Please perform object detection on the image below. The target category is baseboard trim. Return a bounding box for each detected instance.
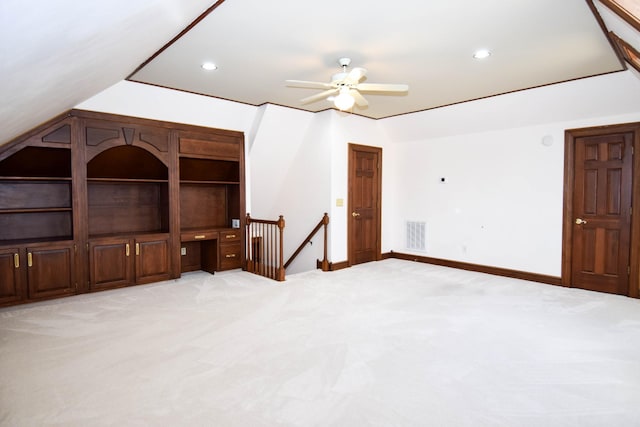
[384,251,563,286]
[318,260,350,271]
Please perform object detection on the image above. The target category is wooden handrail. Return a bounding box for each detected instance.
[284,213,329,271]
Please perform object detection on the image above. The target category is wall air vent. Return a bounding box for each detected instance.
[406,221,426,251]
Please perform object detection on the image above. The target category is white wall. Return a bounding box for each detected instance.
[379,71,640,143]
[327,113,394,262]
[76,70,640,277]
[248,105,332,274]
[249,107,395,271]
[76,80,258,135]
[387,125,566,275]
[381,71,640,276]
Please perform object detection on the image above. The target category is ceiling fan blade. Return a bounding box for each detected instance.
[300,88,339,105]
[286,80,334,89]
[344,67,367,84]
[356,83,409,93]
[349,89,368,107]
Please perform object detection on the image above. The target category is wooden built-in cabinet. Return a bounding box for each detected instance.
[177,130,244,274]
[0,110,245,306]
[0,243,76,304]
[0,125,77,304]
[89,234,170,289]
[84,128,171,290]
[219,230,242,270]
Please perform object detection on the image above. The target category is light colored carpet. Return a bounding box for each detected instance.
[1,259,640,426]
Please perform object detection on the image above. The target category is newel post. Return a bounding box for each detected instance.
[277,215,285,281]
[321,212,329,271]
[245,213,252,272]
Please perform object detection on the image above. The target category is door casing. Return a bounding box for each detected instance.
[348,143,382,266]
[562,122,640,297]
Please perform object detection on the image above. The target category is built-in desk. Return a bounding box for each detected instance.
[180,228,241,273]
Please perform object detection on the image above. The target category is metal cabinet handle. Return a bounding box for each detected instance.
[352,212,360,217]
[27,252,33,267]
[226,234,236,239]
[136,243,140,256]
[126,244,130,257]
[14,253,19,268]
[575,218,587,225]
[225,254,237,258]
[194,235,206,239]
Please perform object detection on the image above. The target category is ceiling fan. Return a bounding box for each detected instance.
[286,58,409,111]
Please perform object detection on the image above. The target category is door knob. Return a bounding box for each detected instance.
[352,212,360,217]
[575,218,587,225]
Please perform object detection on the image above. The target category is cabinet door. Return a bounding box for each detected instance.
[89,238,134,289]
[26,243,75,299]
[135,235,171,284]
[0,248,24,304]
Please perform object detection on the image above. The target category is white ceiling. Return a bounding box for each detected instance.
[0,0,637,146]
[130,0,624,119]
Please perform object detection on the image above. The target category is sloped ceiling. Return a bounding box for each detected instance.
[0,0,214,145]
[1,0,637,147]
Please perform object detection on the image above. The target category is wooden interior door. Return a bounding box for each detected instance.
[568,130,633,295]
[348,144,382,265]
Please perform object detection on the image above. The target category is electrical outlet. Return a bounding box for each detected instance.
[181,247,187,256]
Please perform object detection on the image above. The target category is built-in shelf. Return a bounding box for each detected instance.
[0,236,74,247]
[88,231,169,239]
[179,180,240,185]
[87,177,169,184]
[0,145,73,247]
[180,227,228,232]
[0,176,72,182]
[0,207,72,214]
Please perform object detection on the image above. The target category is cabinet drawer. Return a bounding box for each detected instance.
[181,230,219,242]
[219,242,241,270]
[220,230,240,242]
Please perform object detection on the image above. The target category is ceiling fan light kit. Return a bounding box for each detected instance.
[334,88,355,110]
[286,57,409,112]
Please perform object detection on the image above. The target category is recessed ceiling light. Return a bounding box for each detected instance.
[201,62,218,71]
[473,49,491,59]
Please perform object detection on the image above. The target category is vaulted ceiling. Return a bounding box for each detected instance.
[1,0,638,146]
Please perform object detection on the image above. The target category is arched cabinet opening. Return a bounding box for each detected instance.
[86,145,171,289]
[87,145,169,237]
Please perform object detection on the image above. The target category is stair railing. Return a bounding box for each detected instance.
[245,213,285,281]
[284,213,329,271]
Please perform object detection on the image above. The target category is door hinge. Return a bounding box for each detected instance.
[74,244,77,254]
[628,266,631,275]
